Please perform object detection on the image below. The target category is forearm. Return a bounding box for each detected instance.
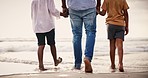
[124,10,129,35]
[124,10,129,27]
[96,0,101,15]
[96,0,101,7]
[61,0,67,8]
[61,0,69,17]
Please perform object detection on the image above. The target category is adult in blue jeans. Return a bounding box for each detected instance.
[61,0,101,73]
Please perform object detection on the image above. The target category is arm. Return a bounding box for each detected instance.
[61,0,67,9]
[99,0,106,16]
[123,9,129,35]
[61,0,69,17]
[96,0,101,15]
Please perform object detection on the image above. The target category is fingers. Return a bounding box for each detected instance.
[62,8,69,18]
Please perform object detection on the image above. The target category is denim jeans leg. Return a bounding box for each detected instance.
[83,8,96,62]
[69,9,83,69]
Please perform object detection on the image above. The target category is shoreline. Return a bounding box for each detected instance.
[0,52,148,76]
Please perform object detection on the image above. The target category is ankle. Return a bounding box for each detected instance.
[119,63,123,66]
[39,64,44,67]
[111,64,115,69]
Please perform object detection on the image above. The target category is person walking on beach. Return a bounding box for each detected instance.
[99,0,129,72]
[61,0,101,73]
[31,0,66,71]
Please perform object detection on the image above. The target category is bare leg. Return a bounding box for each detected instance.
[109,39,116,69]
[50,44,62,66]
[116,38,124,72]
[38,45,46,71]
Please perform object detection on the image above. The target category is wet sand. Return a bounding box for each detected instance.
[0,52,148,77]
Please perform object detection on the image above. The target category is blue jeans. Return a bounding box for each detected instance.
[69,8,96,69]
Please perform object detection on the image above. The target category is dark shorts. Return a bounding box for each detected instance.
[107,24,125,41]
[36,29,55,46]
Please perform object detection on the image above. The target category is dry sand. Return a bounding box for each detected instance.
[0,72,148,78]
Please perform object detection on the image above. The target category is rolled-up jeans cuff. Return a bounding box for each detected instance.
[75,64,81,69]
[85,57,92,62]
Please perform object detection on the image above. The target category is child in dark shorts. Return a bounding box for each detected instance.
[99,0,129,72]
[36,29,62,71]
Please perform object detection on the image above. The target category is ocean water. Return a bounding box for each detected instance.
[0,38,148,53]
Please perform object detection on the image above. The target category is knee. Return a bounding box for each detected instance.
[85,28,96,35]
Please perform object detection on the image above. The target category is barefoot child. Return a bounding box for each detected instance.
[99,0,129,72]
[31,0,64,71]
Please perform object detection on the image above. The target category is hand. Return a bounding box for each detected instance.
[125,26,129,35]
[96,7,100,15]
[62,8,69,18]
[60,12,68,18]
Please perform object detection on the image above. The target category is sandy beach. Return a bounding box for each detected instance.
[0,0,148,78]
[0,72,148,78]
[0,52,148,78]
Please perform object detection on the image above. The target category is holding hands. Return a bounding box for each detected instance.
[60,7,69,18]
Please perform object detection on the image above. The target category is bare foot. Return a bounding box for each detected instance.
[119,64,124,72]
[39,66,47,71]
[110,65,116,72]
[84,57,93,73]
[55,57,62,66]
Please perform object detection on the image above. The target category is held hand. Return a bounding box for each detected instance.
[62,8,69,18]
[60,12,68,17]
[96,7,100,15]
[125,26,129,35]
